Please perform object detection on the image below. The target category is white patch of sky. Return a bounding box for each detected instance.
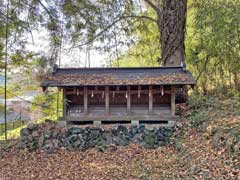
[25,28,109,68]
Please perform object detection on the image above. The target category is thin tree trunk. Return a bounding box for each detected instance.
[233,71,240,90]
[201,80,207,95]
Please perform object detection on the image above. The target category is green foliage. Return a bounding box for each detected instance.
[0,0,61,70]
[0,102,3,113]
[186,0,240,91]
[187,88,240,131]
[10,51,30,67]
[0,120,26,136]
[187,92,212,130]
[189,110,208,131]
[31,91,62,120]
[0,85,21,98]
[208,86,240,99]
[0,117,49,140]
[112,8,159,67]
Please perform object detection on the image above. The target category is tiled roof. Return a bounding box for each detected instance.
[41,67,196,87]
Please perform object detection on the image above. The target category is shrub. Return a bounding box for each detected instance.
[189,110,208,131]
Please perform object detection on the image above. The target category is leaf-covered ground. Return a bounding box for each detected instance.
[0,95,240,180]
[0,119,239,179]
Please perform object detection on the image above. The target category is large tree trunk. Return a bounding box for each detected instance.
[157,0,187,67]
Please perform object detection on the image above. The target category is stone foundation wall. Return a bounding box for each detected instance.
[17,121,175,153]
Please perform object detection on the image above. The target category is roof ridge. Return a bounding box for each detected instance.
[55,66,184,70]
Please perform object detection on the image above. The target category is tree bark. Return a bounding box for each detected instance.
[144,0,187,66]
[160,0,187,66]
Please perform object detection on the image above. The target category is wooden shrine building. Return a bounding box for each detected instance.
[41,67,195,126]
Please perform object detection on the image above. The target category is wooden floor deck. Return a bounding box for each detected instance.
[58,105,177,127]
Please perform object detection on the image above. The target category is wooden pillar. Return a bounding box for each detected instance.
[171,86,176,116]
[105,86,109,115]
[149,85,153,114]
[127,86,131,114]
[57,87,60,119]
[84,86,88,114]
[62,88,67,117]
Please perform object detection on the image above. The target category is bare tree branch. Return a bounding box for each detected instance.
[35,0,57,20]
[143,0,161,14]
[70,15,157,49]
[143,0,163,30]
[127,15,157,23]
[196,55,211,82]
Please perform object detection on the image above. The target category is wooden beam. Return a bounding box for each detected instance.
[171,86,176,116]
[105,86,110,115]
[127,86,131,114]
[84,86,88,114]
[62,88,67,118]
[65,89,172,95]
[66,115,177,122]
[149,85,153,114]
